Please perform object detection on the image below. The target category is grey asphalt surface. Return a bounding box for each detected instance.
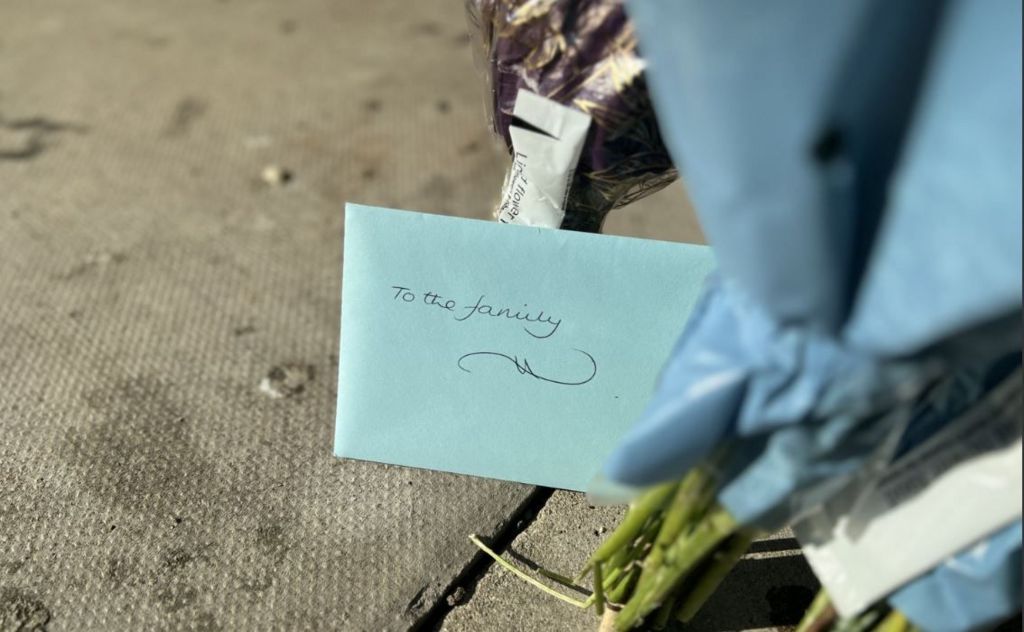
[0,1,811,630]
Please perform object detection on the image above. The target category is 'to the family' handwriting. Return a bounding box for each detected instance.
[391,285,562,339]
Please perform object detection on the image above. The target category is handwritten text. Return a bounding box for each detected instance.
[390,285,562,339]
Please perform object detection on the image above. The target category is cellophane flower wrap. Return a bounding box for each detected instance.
[466,0,677,232]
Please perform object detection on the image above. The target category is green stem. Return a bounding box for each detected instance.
[655,467,717,549]
[834,608,884,632]
[616,507,737,631]
[674,530,756,623]
[620,469,717,624]
[536,567,580,588]
[602,544,632,580]
[652,591,679,630]
[795,588,836,632]
[468,534,589,608]
[874,610,910,632]
[582,482,679,575]
[606,566,640,605]
[593,562,606,616]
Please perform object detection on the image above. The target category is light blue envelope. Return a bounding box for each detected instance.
[335,204,713,490]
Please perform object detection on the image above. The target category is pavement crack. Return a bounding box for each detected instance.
[407,486,555,632]
[406,582,431,616]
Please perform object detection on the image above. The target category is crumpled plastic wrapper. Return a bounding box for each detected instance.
[466,0,677,232]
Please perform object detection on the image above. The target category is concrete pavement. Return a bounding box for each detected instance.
[0,1,807,630]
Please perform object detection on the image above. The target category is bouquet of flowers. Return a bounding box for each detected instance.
[466,0,676,232]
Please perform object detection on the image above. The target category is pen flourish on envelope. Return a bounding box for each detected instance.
[457,348,597,386]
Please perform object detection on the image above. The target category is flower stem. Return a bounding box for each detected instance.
[468,534,589,608]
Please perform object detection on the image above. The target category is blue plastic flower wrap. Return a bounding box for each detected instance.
[595,0,1022,628]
